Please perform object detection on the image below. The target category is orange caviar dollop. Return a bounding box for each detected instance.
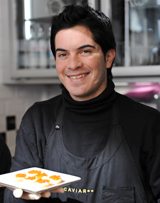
[50,175,61,180]
[28,170,47,176]
[26,176,36,180]
[36,178,50,183]
[16,173,26,178]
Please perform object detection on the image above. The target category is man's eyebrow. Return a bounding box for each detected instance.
[78,44,96,50]
[55,48,67,53]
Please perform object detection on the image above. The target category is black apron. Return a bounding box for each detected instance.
[44,104,151,203]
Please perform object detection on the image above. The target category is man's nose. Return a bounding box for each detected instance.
[67,55,82,69]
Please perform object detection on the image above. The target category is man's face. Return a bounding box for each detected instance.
[55,25,115,101]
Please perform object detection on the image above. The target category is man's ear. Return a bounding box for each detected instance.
[105,49,116,69]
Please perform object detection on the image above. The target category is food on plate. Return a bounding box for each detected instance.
[49,175,63,184]
[0,167,81,194]
[15,169,63,188]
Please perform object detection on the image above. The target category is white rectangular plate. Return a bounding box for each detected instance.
[0,167,81,194]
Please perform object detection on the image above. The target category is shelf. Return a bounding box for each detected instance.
[11,68,57,79]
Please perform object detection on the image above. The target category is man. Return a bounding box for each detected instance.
[4,5,160,203]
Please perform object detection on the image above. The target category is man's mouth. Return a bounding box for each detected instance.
[68,73,89,79]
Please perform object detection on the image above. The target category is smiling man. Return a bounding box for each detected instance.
[55,25,115,101]
[4,4,160,203]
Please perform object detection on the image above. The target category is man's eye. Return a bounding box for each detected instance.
[57,53,67,59]
[81,49,92,55]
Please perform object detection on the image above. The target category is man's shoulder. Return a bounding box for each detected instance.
[116,92,160,120]
[24,94,63,119]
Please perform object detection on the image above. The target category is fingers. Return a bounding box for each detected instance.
[27,193,41,200]
[53,188,64,193]
[13,188,41,200]
[41,191,51,198]
[13,187,64,200]
[13,189,23,198]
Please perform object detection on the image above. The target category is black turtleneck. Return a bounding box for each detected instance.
[62,80,117,158]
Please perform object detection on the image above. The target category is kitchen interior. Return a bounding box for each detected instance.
[0,0,160,156]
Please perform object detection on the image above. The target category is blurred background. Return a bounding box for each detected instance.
[0,0,160,156]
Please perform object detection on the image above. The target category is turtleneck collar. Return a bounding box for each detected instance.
[61,79,117,115]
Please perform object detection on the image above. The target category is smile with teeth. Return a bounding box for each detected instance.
[68,73,88,79]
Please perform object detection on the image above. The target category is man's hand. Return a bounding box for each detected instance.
[13,188,64,200]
